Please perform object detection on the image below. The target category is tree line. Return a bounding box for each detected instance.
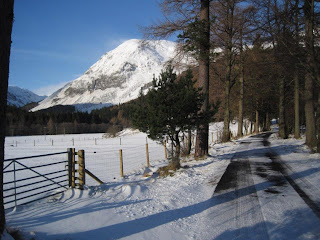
[5,103,133,136]
[143,0,320,153]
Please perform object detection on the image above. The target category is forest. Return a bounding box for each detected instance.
[141,0,320,153]
[5,103,133,136]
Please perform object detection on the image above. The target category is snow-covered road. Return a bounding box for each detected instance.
[201,132,320,239]
[5,132,320,240]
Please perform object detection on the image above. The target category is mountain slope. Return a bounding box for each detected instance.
[7,86,46,107]
[32,39,189,112]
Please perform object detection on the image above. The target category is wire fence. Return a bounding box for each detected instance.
[5,133,169,186]
[84,141,166,184]
[4,126,256,209]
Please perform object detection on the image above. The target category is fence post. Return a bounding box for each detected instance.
[164,140,167,159]
[78,150,85,190]
[146,143,150,167]
[68,148,76,188]
[67,148,75,188]
[119,149,124,177]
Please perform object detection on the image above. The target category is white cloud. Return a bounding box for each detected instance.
[32,81,70,96]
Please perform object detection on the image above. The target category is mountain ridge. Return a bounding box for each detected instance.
[32,39,191,112]
[7,86,46,107]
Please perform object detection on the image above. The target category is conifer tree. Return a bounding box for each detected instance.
[132,66,213,168]
[143,0,212,157]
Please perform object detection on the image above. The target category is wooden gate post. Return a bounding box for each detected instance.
[67,148,75,188]
[70,148,76,188]
[146,143,150,167]
[78,150,85,190]
[119,149,124,177]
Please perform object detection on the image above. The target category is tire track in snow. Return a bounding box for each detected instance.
[203,132,320,239]
[207,140,270,240]
[262,133,320,220]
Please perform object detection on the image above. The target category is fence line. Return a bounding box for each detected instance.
[4,134,176,192]
[82,141,167,185]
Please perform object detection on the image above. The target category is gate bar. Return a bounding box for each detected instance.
[4,160,68,174]
[3,169,67,185]
[14,161,68,190]
[4,185,68,205]
[4,173,67,192]
[4,151,67,162]
[5,180,68,198]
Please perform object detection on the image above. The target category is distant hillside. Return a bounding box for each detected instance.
[7,86,46,107]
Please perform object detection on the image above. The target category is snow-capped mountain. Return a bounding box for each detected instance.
[7,86,46,107]
[32,39,192,112]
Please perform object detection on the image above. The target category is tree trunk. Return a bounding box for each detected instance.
[279,77,288,138]
[172,132,181,169]
[266,112,270,131]
[294,69,300,139]
[237,65,244,138]
[195,0,210,158]
[305,73,316,150]
[251,118,254,134]
[187,129,192,155]
[255,109,259,134]
[222,1,235,143]
[237,23,245,138]
[304,0,317,151]
[317,92,320,152]
[222,80,230,142]
[0,0,14,235]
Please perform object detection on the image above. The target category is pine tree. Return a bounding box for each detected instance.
[143,0,212,157]
[132,66,212,168]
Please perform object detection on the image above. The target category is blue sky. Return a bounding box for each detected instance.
[9,0,168,96]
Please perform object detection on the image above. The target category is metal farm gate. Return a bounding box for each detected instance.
[3,150,70,209]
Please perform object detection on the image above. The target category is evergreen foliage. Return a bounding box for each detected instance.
[132,65,216,166]
[5,103,133,136]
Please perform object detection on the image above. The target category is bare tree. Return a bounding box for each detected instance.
[251,0,306,139]
[304,0,318,151]
[293,0,302,139]
[237,25,245,137]
[210,0,251,141]
[143,0,211,157]
[0,0,14,235]
[194,0,210,157]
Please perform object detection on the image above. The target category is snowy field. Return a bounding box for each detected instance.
[3,123,237,210]
[4,123,320,239]
[3,129,169,209]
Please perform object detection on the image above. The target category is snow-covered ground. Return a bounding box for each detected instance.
[4,127,320,240]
